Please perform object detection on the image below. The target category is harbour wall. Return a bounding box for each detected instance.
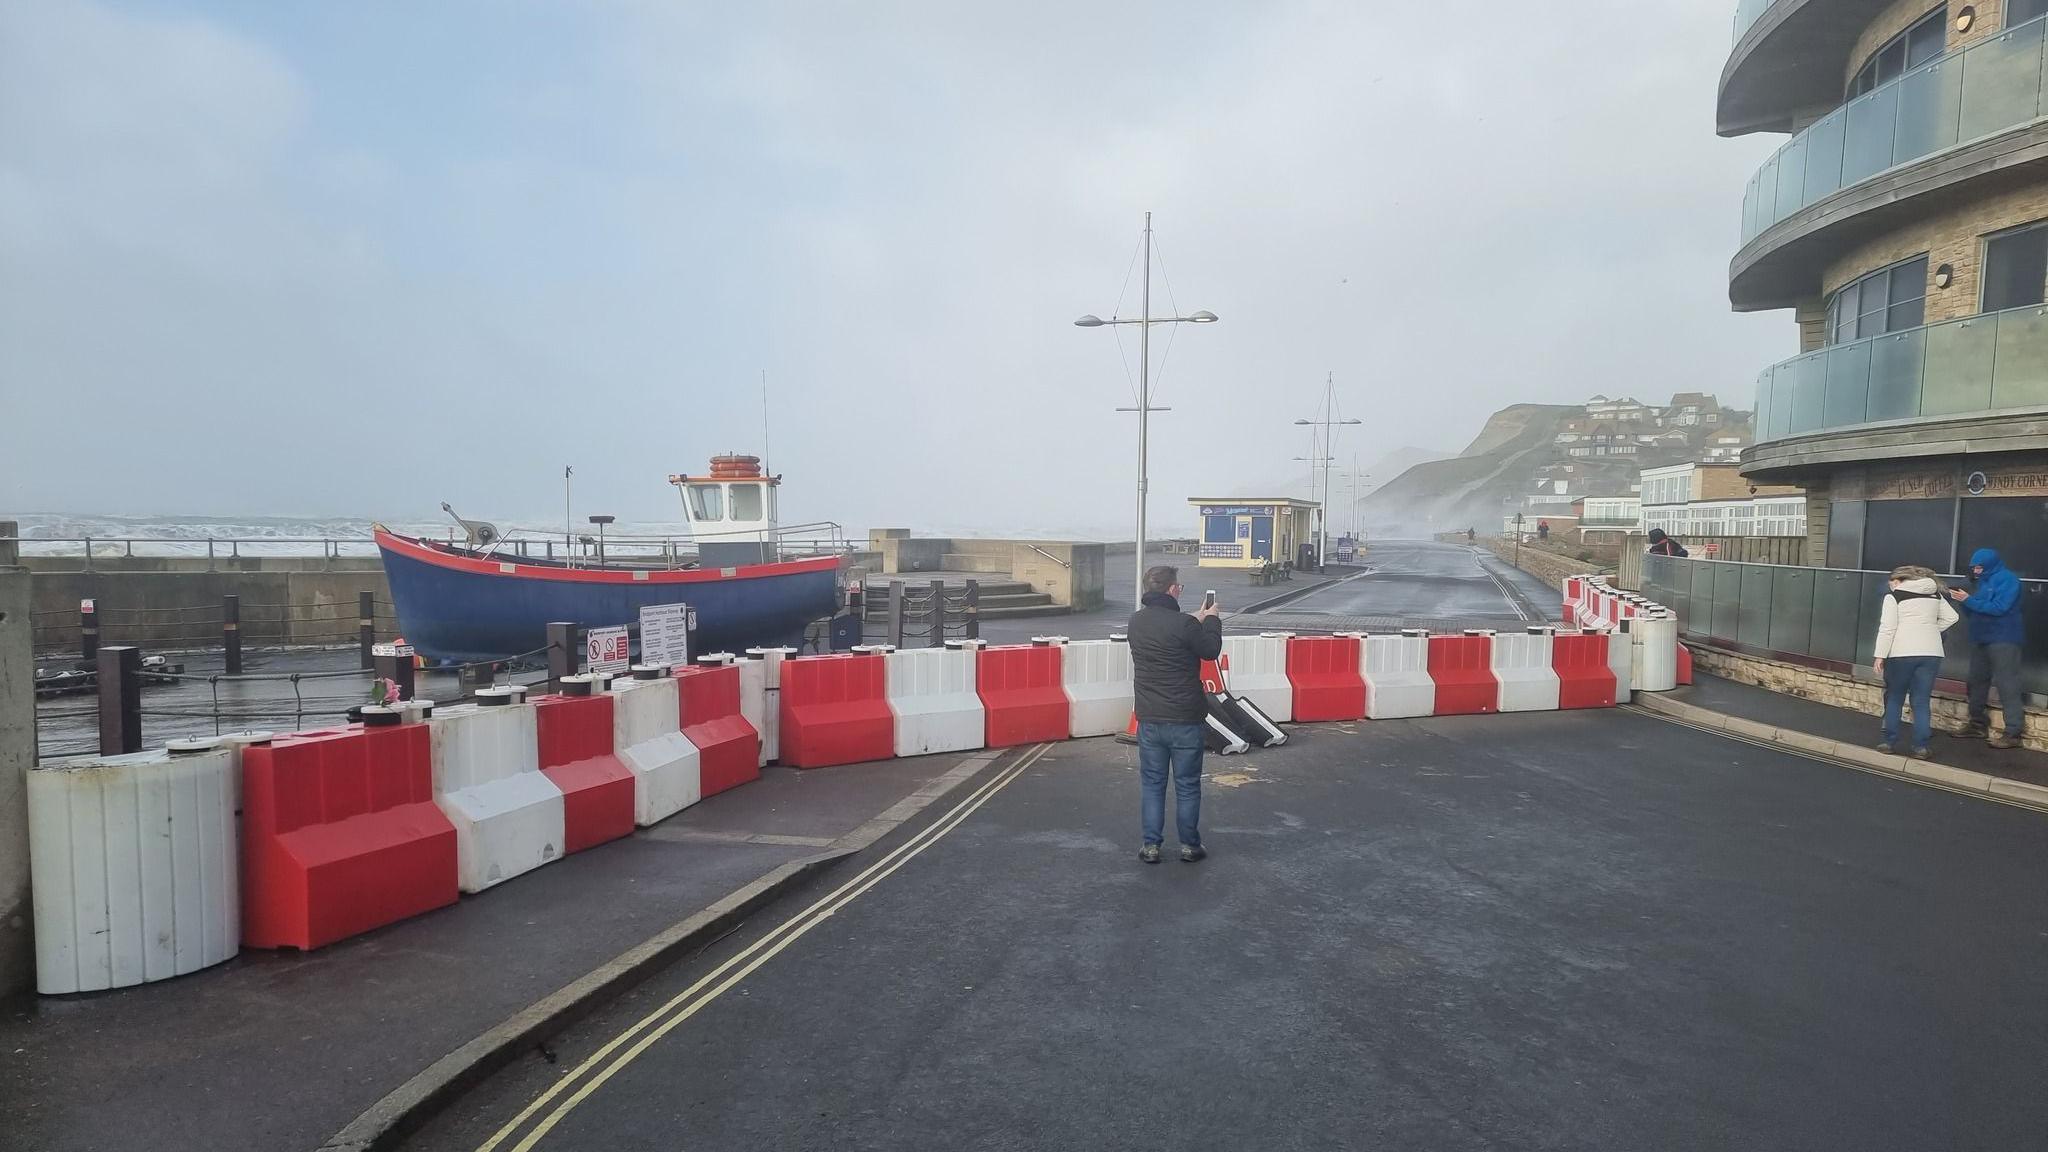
[24,558,394,656]
[865,531,1105,610]
[3,527,35,995]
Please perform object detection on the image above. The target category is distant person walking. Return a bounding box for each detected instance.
[1872,565,1957,759]
[1947,548,2026,748]
[1646,528,1688,558]
[1126,565,1222,864]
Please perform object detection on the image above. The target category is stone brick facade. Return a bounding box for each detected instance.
[1688,644,2048,751]
[1822,175,2048,317]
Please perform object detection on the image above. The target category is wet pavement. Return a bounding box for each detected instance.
[398,712,2048,1152]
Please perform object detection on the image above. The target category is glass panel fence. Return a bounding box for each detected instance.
[1753,370,1776,442]
[1784,351,1828,434]
[1741,15,2048,241]
[1992,305,2048,409]
[1865,328,1926,421]
[1631,558,2048,697]
[1920,313,1997,415]
[1822,341,1871,428]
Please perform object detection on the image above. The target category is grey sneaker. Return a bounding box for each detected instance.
[1989,732,2021,750]
[1956,722,1989,740]
[1180,844,1207,863]
[1875,741,1895,754]
[1910,746,1933,760]
[1139,844,1161,864]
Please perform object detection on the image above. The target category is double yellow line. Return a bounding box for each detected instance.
[477,742,1053,1152]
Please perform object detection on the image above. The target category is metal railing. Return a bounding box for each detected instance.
[1641,553,2048,696]
[1741,14,2048,243]
[858,580,981,647]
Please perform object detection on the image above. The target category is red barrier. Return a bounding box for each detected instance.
[534,693,635,854]
[675,664,761,795]
[778,654,895,769]
[1285,636,1365,722]
[1550,633,1617,710]
[977,645,1070,747]
[1676,643,1694,686]
[1427,634,1498,716]
[240,724,457,950]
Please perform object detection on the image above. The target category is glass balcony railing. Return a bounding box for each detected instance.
[1732,0,1776,46]
[1752,307,2048,444]
[1740,15,2048,245]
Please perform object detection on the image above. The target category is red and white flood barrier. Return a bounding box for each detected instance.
[28,591,1683,994]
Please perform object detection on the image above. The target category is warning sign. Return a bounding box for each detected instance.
[638,603,691,669]
[586,626,631,674]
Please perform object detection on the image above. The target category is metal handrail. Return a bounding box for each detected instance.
[1021,543,1071,570]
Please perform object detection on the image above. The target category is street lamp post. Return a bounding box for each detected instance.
[1076,211,1218,608]
[1293,372,1360,570]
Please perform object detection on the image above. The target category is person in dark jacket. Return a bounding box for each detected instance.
[1947,547,2026,748]
[1646,528,1688,558]
[1126,565,1223,863]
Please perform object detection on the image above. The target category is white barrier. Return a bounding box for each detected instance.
[28,745,239,994]
[745,647,798,765]
[1062,638,1135,739]
[1491,627,1561,713]
[1607,619,1635,704]
[885,647,985,757]
[1632,615,1679,693]
[735,657,772,766]
[429,702,564,893]
[1221,634,1293,723]
[611,677,701,825]
[1362,631,1436,719]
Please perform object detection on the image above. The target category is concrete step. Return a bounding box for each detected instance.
[972,602,1072,620]
[976,591,1054,610]
[939,554,1011,574]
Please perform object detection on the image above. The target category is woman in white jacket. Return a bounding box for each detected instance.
[1873,565,1959,757]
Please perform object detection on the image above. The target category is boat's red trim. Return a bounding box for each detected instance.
[373,528,839,584]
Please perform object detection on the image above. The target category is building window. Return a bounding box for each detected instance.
[1983,223,2048,313]
[1203,515,1235,544]
[1828,256,1928,343]
[2014,0,2048,28]
[1848,8,1945,98]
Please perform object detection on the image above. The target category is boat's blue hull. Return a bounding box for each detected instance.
[376,530,840,663]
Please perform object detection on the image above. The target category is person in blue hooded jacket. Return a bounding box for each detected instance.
[1946,548,2026,748]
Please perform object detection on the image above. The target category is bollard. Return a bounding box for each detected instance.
[929,579,946,648]
[358,590,376,670]
[964,580,979,640]
[97,645,141,755]
[222,594,242,675]
[546,621,580,692]
[373,639,417,701]
[888,581,906,649]
[80,599,99,665]
[459,661,497,694]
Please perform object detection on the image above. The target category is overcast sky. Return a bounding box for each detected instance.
[0,0,1787,540]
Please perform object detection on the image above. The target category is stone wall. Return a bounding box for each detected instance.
[29,567,394,655]
[0,565,32,996]
[1475,537,1608,590]
[1690,643,2048,752]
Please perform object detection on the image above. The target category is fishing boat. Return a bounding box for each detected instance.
[376,456,843,662]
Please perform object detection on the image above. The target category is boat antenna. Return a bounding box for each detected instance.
[761,369,771,478]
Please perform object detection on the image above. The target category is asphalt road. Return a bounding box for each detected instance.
[1247,539,1557,633]
[399,712,2048,1152]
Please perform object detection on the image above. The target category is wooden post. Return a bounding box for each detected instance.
[222,594,242,675]
[79,599,98,665]
[97,645,141,755]
[964,580,979,640]
[929,578,946,648]
[546,621,579,692]
[887,581,906,649]
[358,590,375,670]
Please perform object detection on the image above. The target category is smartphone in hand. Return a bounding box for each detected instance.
[1202,590,1217,611]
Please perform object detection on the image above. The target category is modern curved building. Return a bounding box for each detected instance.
[1729,0,2048,576]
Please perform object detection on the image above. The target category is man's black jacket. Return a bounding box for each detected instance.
[1126,591,1225,724]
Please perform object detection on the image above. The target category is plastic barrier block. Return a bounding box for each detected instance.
[1062,639,1134,739]
[241,725,457,950]
[1608,619,1635,704]
[1221,634,1293,723]
[428,703,564,893]
[977,644,1070,747]
[1632,615,1679,693]
[534,693,636,854]
[744,647,797,764]
[1427,634,1498,716]
[1285,636,1365,722]
[778,653,896,768]
[30,746,241,992]
[1491,629,1560,713]
[611,677,700,825]
[676,664,762,796]
[885,648,985,757]
[735,657,775,766]
[1551,632,1618,709]
[1676,643,1694,686]
[1362,632,1435,720]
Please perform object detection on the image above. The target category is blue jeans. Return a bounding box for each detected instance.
[1883,655,1941,749]
[1137,721,1204,848]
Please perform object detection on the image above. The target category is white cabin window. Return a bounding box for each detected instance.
[730,483,763,522]
[688,484,724,522]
